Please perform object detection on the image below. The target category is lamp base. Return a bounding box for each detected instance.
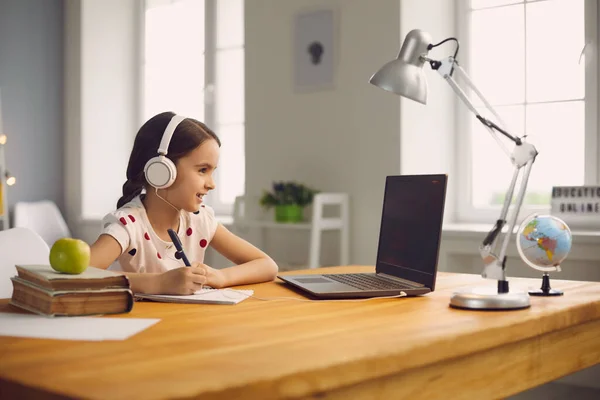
[449,286,531,311]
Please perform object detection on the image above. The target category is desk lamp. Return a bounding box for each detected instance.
[370,29,538,310]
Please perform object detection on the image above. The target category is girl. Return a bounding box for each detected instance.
[89,111,278,295]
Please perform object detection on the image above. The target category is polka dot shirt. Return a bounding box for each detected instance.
[101,195,218,273]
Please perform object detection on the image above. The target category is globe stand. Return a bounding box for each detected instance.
[529,273,563,297]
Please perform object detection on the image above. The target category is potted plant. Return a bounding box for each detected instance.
[259,181,319,223]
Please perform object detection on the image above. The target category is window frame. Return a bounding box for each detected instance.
[140,0,244,216]
[454,0,598,224]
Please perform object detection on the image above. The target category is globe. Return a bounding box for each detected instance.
[516,214,572,272]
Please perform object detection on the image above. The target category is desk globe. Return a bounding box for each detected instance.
[516,214,572,296]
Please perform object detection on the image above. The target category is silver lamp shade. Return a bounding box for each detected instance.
[369,29,432,104]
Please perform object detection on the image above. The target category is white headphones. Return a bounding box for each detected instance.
[144,114,187,189]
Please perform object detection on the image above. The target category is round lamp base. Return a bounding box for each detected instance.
[450,286,531,311]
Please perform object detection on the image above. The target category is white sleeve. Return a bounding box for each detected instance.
[100,212,131,255]
[196,205,219,242]
[204,205,219,241]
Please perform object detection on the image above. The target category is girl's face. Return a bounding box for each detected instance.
[167,138,220,212]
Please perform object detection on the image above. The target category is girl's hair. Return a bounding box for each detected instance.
[116,111,221,208]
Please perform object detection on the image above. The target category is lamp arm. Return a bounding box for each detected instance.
[427,56,539,287]
[482,166,520,256]
[482,158,535,284]
[430,57,516,157]
[453,64,522,145]
[452,65,511,131]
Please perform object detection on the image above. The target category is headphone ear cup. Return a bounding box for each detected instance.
[144,156,177,189]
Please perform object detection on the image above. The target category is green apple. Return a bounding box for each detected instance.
[49,238,91,274]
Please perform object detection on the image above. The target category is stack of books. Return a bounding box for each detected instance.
[9,265,134,317]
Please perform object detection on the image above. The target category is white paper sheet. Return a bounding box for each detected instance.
[0,312,160,341]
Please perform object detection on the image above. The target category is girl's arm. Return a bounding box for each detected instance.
[89,235,161,293]
[208,224,278,287]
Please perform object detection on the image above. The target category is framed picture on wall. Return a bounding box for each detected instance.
[293,8,336,91]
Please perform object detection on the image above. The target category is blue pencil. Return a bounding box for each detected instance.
[167,228,191,267]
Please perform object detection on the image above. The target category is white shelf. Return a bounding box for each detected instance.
[236,221,313,230]
[235,218,344,231]
[231,193,350,268]
[443,223,600,245]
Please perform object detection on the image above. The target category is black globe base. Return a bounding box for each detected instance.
[529,288,563,296]
[529,273,563,297]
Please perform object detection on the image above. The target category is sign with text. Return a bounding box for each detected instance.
[551,186,600,228]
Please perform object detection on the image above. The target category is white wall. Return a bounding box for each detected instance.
[0,0,64,214]
[223,0,456,269]
[80,0,140,219]
[242,0,401,267]
[66,0,455,268]
[399,0,456,222]
[64,0,140,241]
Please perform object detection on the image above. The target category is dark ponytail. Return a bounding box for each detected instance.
[117,176,145,209]
[115,111,221,209]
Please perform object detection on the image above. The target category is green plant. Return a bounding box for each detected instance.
[259,181,319,209]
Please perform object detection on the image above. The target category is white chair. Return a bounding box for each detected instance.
[14,200,71,246]
[0,227,50,298]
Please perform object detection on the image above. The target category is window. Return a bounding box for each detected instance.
[143,0,245,215]
[456,0,596,222]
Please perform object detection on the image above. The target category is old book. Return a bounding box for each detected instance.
[10,277,134,317]
[15,264,130,291]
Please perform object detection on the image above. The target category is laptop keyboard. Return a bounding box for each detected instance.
[325,274,412,291]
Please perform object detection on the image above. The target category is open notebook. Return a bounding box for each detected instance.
[135,288,253,305]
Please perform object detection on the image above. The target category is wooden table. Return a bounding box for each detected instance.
[1,266,600,400]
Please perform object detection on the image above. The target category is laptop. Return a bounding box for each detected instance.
[278,174,447,299]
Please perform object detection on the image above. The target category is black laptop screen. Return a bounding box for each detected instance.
[375,175,447,290]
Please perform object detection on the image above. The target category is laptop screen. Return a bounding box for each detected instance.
[375,174,447,290]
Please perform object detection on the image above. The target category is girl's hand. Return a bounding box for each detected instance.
[191,262,227,289]
[157,266,207,295]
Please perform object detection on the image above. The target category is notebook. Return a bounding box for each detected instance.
[135,288,253,305]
